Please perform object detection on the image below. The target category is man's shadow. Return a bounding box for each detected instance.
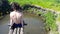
[23,21,27,26]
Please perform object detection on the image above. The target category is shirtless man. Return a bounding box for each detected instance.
[9,2,24,34]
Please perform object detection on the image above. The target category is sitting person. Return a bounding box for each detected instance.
[9,2,24,34]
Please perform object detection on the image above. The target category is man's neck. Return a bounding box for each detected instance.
[14,10,17,12]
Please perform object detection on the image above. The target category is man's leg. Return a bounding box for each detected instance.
[20,27,24,34]
[17,28,20,34]
[13,28,17,34]
[8,27,13,34]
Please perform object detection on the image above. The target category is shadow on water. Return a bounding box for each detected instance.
[0,13,47,34]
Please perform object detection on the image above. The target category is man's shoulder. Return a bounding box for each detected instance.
[10,11,15,14]
[10,11,14,13]
[10,12,15,16]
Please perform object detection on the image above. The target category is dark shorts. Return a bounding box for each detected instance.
[11,23,22,30]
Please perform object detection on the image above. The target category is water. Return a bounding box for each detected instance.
[0,13,46,34]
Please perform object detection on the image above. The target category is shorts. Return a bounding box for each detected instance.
[11,23,22,30]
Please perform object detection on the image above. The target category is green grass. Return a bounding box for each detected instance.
[43,11,57,31]
[8,0,60,12]
[57,14,60,21]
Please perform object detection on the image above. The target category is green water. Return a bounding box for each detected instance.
[0,13,46,34]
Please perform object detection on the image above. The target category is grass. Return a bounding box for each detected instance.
[8,0,60,12]
[57,14,60,21]
[43,11,57,31]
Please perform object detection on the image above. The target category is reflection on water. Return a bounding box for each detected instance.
[0,14,46,34]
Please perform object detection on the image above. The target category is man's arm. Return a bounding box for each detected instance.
[20,14,24,27]
[9,13,13,26]
[10,17,13,26]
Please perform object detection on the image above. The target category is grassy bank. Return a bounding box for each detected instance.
[8,0,60,12]
[57,14,60,21]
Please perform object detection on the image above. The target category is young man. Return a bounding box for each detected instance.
[9,2,24,34]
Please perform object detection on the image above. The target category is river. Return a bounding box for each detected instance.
[0,13,46,34]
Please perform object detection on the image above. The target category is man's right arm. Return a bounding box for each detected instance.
[10,13,13,26]
[10,17,13,26]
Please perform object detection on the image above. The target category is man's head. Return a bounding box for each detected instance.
[10,2,22,11]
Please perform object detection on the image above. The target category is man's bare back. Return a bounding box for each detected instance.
[10,10,23,24]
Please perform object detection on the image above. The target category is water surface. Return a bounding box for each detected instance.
[0,13,46,34]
